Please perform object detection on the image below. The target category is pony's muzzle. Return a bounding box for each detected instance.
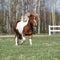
[34,20,37,26]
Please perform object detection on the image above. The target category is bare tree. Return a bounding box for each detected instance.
[36,0,40,34]
[50,0,55,25]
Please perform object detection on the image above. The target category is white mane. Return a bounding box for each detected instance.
[21,15,29,22]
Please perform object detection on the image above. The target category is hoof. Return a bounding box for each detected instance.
[16,44,18,46]
[20,40,25,45]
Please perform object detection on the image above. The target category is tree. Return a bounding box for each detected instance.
[50,0,55,25]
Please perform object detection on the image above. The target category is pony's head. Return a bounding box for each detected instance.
[28,13,38,26]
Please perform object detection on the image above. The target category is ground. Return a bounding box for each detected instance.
[0,35,60,60]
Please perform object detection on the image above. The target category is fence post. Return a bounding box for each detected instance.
[49,25,51,36]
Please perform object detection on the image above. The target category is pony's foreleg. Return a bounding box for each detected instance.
[22,35,26,41]
[15,35,18,46]
[29,36,32,46]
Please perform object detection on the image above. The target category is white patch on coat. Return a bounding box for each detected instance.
[16,20,28,34]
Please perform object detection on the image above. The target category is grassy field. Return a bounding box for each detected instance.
[0,35,60,60]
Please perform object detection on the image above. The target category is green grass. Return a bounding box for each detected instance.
[0,35,60,60]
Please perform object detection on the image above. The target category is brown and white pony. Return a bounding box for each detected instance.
[13,13,38,46]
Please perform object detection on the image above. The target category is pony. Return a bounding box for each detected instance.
[13,13,38,46]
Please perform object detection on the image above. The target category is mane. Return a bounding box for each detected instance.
[21,15,29,22]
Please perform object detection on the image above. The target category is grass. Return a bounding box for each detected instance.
[0,35,60,60]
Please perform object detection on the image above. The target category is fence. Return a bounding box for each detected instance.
[49,25,60,35]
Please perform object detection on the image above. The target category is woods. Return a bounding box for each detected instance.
[0,0,60,34]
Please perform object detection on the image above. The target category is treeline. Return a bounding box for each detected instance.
[0,0,60,34]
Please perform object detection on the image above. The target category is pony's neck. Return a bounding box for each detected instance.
[28,20,33,31]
